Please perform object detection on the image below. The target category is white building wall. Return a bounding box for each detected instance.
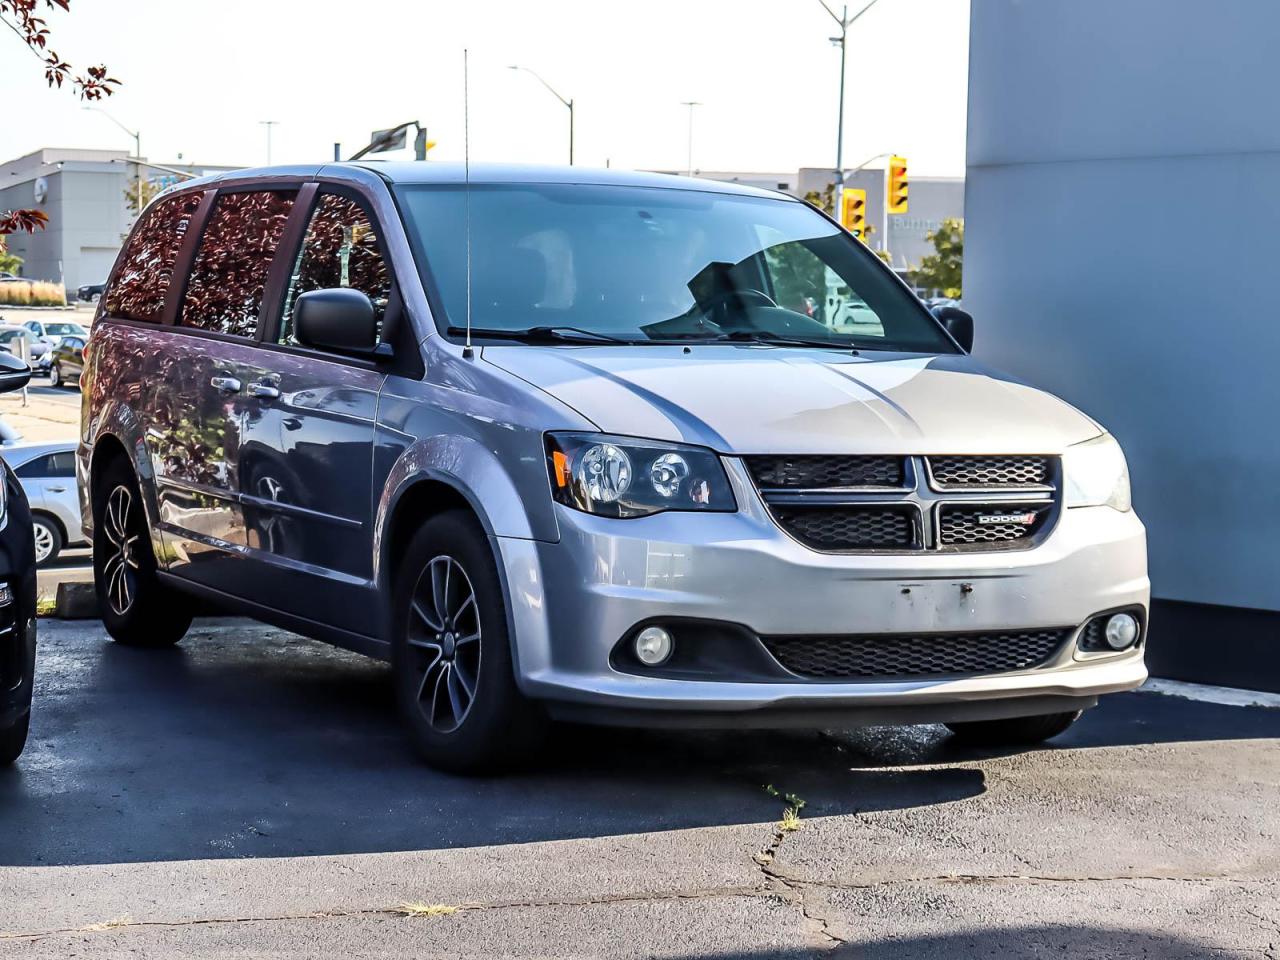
[964,0,1280,611]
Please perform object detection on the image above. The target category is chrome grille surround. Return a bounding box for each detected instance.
[745,455,1061,553]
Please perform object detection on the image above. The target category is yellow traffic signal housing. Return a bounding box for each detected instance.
[887,155,909,214]
[841,188,868,241]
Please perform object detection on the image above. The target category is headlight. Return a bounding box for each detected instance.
[546,433,737,518]
[1063,433,1131,511]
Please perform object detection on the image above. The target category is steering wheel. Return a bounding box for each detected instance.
[700,288,778,326]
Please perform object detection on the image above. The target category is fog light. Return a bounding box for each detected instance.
[0,583,12,607]
[1104,613,1139,650]
[634,626,673,666]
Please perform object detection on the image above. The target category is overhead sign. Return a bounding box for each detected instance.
[369,127,408,153]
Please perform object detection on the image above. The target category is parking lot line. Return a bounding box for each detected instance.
[1140,677,1280,709]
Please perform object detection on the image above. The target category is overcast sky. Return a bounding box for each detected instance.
[1,0,969,176]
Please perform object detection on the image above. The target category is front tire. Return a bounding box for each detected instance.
[945,710,1082,746]
[32,515,61,567]
[391,510,546,772]
[0,712,29,766]
[92,458,193,648]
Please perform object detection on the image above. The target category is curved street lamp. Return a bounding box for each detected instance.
[508,65,574,165]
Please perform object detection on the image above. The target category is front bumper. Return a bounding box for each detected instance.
[497,459,1149,724]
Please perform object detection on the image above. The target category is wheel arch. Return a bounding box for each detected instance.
[30,508,68,545]
[87,426,165,562]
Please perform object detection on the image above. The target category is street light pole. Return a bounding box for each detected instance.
[819,0,882,224]
[509,65,574,165]
[681,102,702,176]
[84,106,142,216]
[260,120,279,165]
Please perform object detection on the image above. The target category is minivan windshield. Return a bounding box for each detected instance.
[396,182,956,352]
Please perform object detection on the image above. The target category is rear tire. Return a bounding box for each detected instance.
[945,710,1081,746]
[32,515,61,567]
[0,712,29,766]
[92,457,193,648]
[391,509,547,772]
[49,363,61,388]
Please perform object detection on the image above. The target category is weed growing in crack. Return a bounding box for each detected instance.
[764,784,807,834]
[395,902,460,918]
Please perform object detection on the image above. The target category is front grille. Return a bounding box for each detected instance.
[938,504,1051,548]
[744,455,905,489]
[761,629,1070,680]
[772,506,916,551]
[929,455,1050,488]
[748,454,1060,553]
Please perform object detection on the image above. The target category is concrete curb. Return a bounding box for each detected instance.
[54,580,98,619]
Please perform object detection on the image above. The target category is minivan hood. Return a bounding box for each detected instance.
[482,345,1101,454]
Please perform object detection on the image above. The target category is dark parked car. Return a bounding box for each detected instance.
[48,335,86,388]
[0,352,38,764]
[77,282,106,303]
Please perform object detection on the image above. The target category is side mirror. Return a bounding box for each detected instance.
[934,305,974,353]
[0,350,31,394]
[294,288,383,358]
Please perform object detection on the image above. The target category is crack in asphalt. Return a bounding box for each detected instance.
[2,873,1276,945]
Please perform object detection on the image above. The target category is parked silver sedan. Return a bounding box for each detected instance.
[2,441,84,565]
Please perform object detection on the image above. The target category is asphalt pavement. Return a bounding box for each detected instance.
[0,618,1277,958]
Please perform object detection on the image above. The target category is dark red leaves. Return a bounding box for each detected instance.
[2,0,121,100]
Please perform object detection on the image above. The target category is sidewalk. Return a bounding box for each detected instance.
[0,382,80,443]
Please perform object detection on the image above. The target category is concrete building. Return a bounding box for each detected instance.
[0,148,235,292]
[965,0,1279,690]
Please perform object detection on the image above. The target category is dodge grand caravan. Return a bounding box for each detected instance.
[79,164,1148,770]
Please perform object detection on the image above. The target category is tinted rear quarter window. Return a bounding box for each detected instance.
[15,452,75,479]
[181,190,296,337]
[104,191,204,322]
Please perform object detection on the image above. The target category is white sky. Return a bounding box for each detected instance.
[1,0,969,176]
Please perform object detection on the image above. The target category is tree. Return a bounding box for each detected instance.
[0,246,23,276]
[125,178,166,215]
[0,1,120,260]
[910,217,963,299]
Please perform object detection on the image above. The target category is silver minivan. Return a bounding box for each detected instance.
[79,164,1148,770]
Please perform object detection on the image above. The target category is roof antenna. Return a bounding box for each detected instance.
[462,47,475,360]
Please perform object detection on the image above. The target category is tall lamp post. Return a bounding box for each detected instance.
[681,101,702,176]
[260,120,279,165]
[819,0,882,224]
[84,106,142,216]
[508,65,574,165]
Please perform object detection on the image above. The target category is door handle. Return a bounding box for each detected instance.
[210,376,242,394]
[47,486,66,493]
[247,382,280,400]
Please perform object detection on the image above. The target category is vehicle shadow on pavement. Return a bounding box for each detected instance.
[665,926,1253,959]
[2,620,1278,867]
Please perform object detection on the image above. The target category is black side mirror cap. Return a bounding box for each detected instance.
[933,305,974,353]
[0,350,32,394]
[293,288,386,358]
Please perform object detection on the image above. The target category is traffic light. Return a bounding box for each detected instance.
[841,188,868,242]
[887,155,909,214]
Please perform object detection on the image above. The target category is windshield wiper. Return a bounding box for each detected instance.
[712,330,858,351]
[446,325,632,344]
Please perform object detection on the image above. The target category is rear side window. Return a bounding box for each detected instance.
[15,452,75,478]
[278,193,391,346]
[104,191,203,322]
[181,190,296,337]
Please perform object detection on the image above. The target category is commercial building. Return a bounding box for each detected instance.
[0,148,233,292]
[965,0,1279,689]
